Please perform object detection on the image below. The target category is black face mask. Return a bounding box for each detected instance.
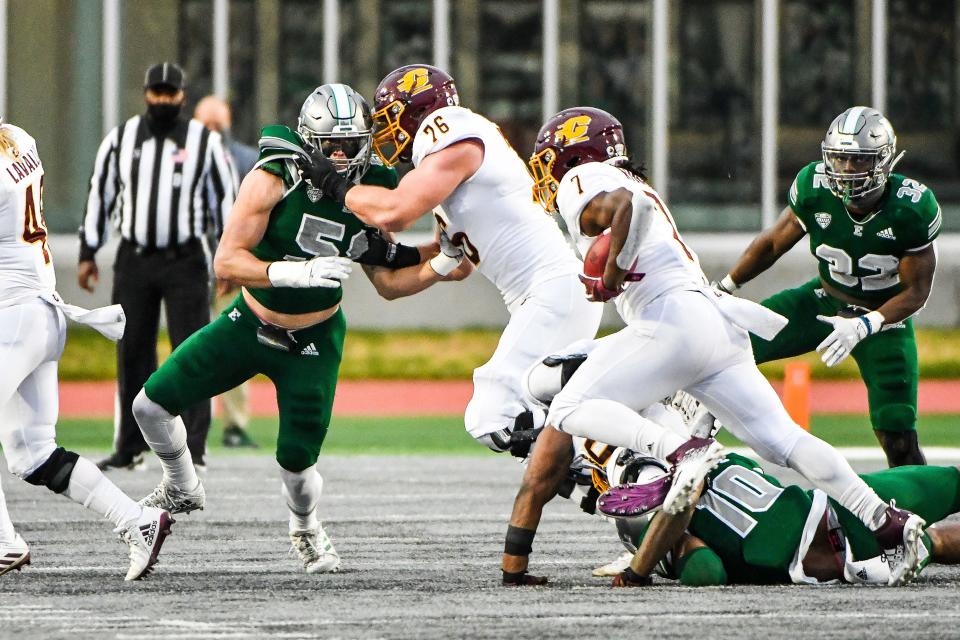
[146,103,182,132]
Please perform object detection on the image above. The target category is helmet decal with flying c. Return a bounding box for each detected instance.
[821,106,904,206]
[371,64,459,166]
[529,107,628,213]
[297,83,373,184]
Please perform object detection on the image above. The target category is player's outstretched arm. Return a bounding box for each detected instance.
[501,426,573,585]
[344,141,483,232]
[214,169,285,288]
[362,242,472,300]
[721,206,806,292]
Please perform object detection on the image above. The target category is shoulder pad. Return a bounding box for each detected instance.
[258,125,307,158]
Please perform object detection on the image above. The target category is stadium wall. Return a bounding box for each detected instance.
[49,233,960,329]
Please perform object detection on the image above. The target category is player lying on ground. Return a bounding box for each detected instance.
[613,452,960,587]
[299,64,602,457]
[500,106,927,586]
[0,122,172,581]
[716,107,940,467]
[131,84,470,574]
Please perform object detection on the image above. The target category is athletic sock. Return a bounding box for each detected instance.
[280,467,322,533]
[133,389,199,491]
[0,476,17,543]
[558,398,687,459]
[64,457,142,530]
[785,431,888,530]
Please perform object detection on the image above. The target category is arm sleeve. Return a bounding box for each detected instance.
[204,131,236,237]
[903,190,942,252]
[79,127,120,261]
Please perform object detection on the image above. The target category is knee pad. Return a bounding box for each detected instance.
[872,404,916,432]
[524,354,588,406]
[23,447,79,494]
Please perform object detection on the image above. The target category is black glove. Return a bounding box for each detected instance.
[353,228,421,269]
[298,148,354,205]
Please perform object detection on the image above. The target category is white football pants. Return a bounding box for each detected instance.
[0,299,64,477]
[467,275,602,444]
[549,289,802,465]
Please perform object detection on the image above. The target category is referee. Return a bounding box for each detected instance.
[78,62,236,471]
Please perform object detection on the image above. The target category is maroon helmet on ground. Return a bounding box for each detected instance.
[529,107,628,212]
[371,64,459,166]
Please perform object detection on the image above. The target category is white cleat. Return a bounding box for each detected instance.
[0,534,30,576]
[663,437,725,515]
[118,507,174,581]
[874,501,927,587]
[290,527,341,574]
[592,551,633,577]
[139,479,205,515]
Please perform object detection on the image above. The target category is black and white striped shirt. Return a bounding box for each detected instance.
[79,115,236,260]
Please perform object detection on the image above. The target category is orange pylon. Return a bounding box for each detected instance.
[783,361,811,430]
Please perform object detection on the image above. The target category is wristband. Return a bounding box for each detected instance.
[393,243,421,269]
[862,310,885,335]
[504,525,536,557]
[267,261,305,288]
[429,252,462,276]
[718,274,739,293]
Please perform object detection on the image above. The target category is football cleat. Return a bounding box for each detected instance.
[592,551,633,577]
[502,570,549,586]
[597,475,671,519]
[0,534,30,576]
[118,507,174,581]
[663,437,725,515]
[290,527,340,574]
[139,478,206,515]
[873,500,926,586]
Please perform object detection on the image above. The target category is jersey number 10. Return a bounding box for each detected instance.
[23,178,50,264]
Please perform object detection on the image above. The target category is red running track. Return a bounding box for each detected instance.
[59,379,960,418]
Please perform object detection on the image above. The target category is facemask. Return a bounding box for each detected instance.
[146,103,182,131]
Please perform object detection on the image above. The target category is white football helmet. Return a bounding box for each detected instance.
[298,83,373,183]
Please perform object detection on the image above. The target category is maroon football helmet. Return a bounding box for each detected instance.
[529,107,628,212]
[371,64,459,166]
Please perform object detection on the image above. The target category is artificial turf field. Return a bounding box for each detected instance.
[2,415,959,639]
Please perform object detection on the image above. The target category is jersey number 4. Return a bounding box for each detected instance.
[23,178,50,264]
[815,244,899,291]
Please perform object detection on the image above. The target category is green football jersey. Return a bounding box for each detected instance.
[685,453,813,584]
[247,125,398,314]
[788,161,942,304]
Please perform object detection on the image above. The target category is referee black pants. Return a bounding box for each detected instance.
[111,239,212,460]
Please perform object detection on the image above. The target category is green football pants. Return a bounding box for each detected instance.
[832,464,960,560]
[751,278,919,433]
[144,294,346,471]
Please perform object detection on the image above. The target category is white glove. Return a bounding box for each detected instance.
[267,256,353,288]
[713,274,739,295]
[815,311,884,367]
[429,229,464,276]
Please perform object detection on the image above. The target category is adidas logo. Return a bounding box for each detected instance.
[140,521,157,547]
[857,568,868,580]
[300,343,319,356]
[877,227,896,240]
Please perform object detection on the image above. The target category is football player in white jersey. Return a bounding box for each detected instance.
[0,122,173,580]
[301,65,602,453]
[499,107,927,587]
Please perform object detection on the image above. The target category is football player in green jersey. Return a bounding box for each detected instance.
[716,107,941,467]
[131,84,470,574]
[613,452,960,587]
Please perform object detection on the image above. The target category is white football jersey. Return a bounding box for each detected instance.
[555,162,706,324]
[0,125,54,304]
[411,106,579,305]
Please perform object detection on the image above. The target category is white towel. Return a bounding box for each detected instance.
[700,287,788,341]
[40,291,126,342]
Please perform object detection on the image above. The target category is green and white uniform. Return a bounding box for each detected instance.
[144,125,398,471]
[641,453,960,585]
[751,161,942,433]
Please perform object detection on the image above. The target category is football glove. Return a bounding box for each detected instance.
[712,274,739,295]
[578,274,622,302]
[428,229,464,276]
[815,311,884,367]
[298,147,354,205]
[267,256,353,288]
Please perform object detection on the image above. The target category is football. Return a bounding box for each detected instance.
[582,230,613,279]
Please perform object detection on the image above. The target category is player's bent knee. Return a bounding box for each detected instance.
[677,547,727,586]
[276,445,320,473]
[22,447,79,494]
[133,388,175,422]
[873,404,917,432]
